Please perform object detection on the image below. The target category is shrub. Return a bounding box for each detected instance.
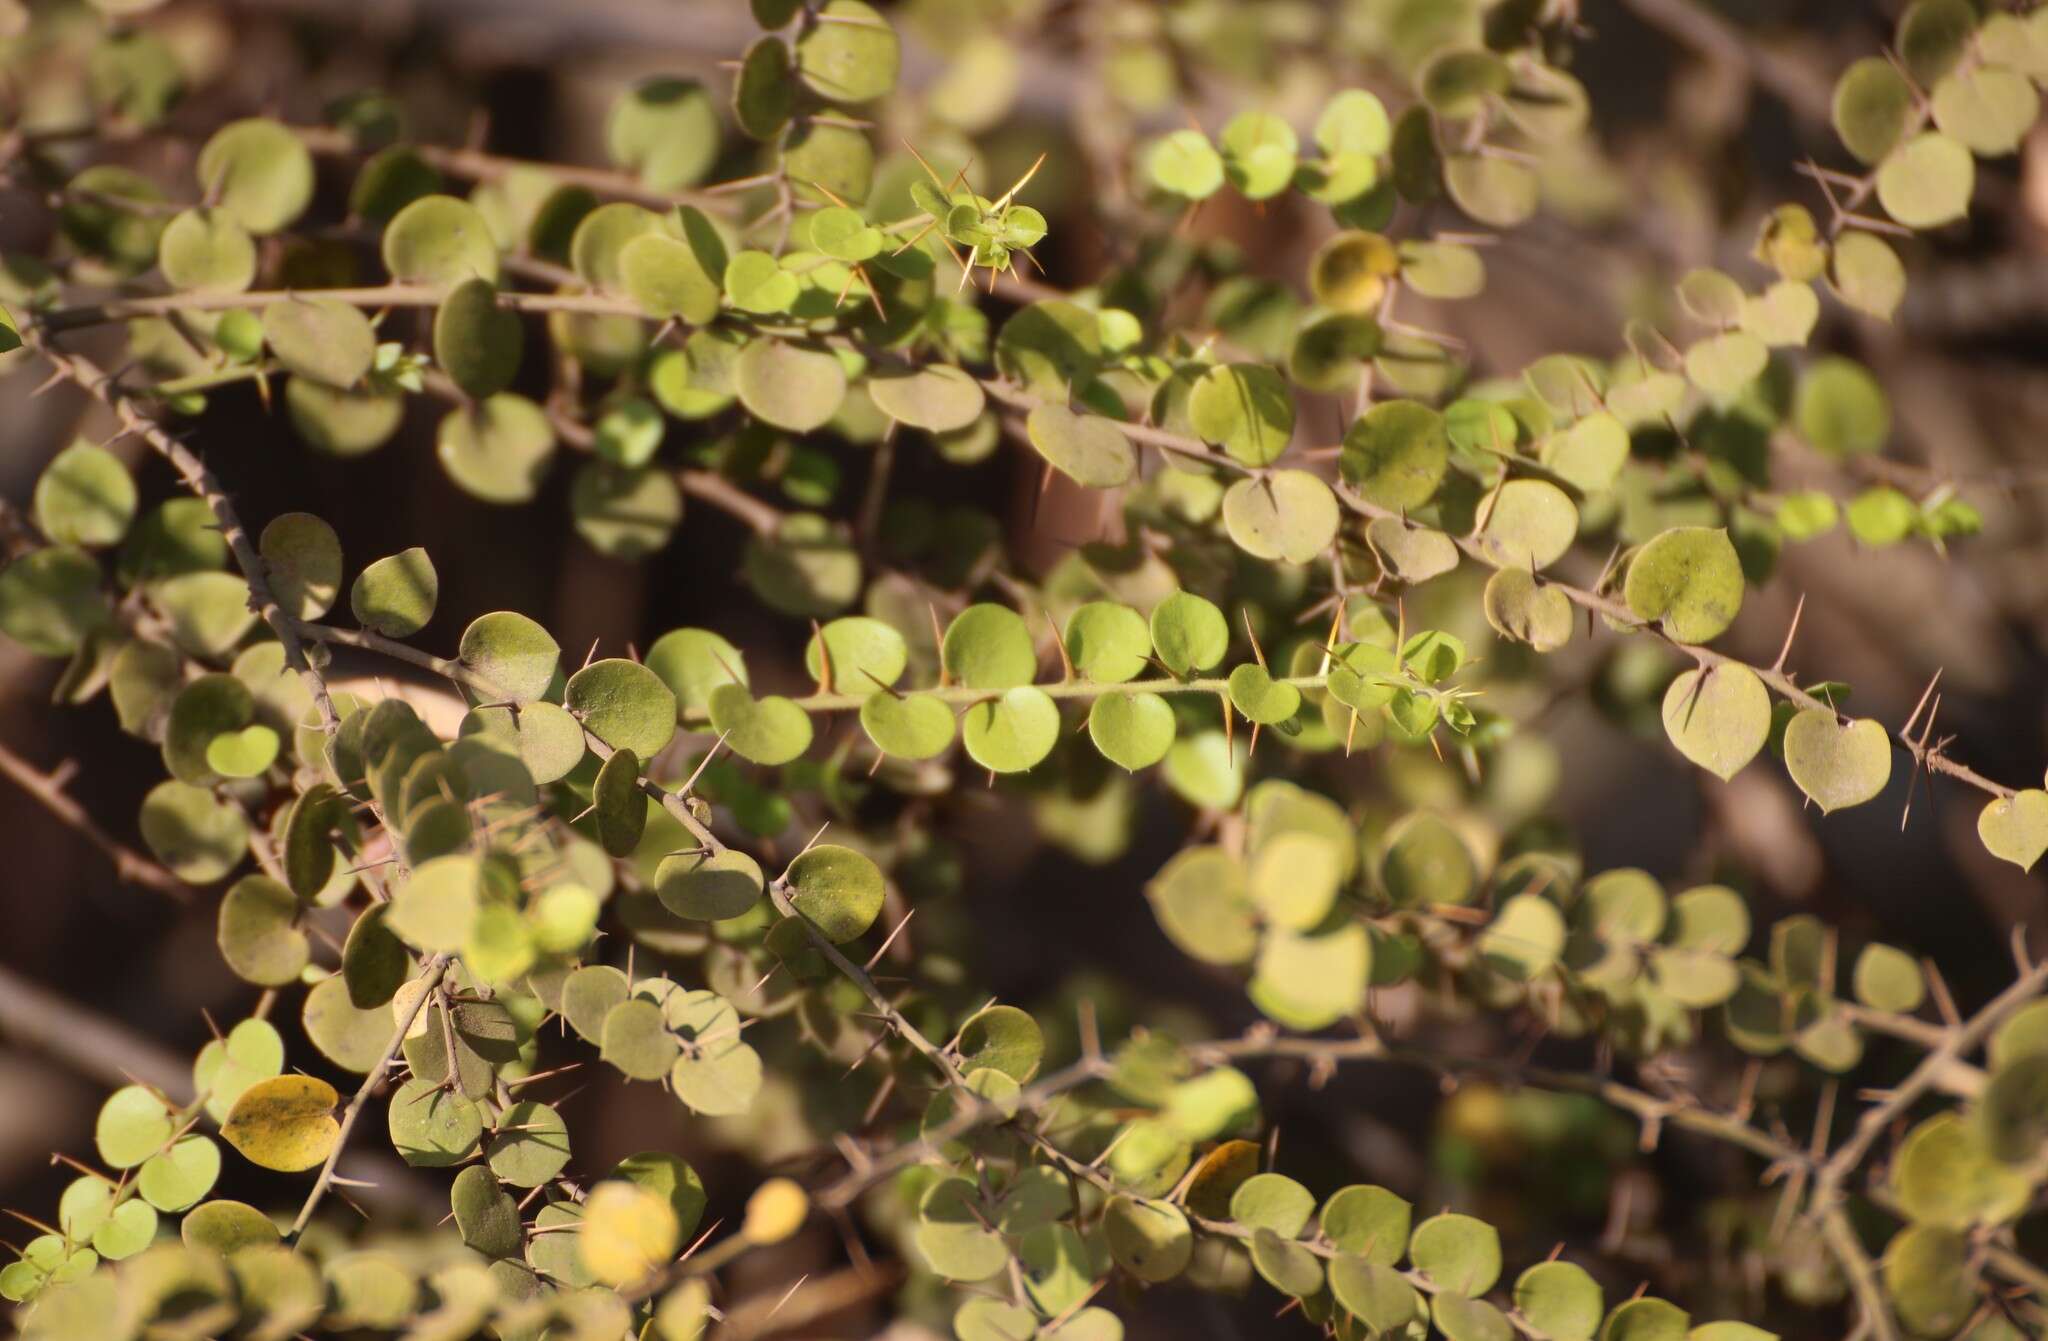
[1,0,2046,1338]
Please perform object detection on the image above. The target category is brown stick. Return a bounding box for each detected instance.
[0,738,190,902]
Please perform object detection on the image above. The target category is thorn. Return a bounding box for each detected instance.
[811,618,835,695]
[901,138,951,191]
[1046,610,1074,682]
[1924,959,1960,1027]
[1900,666,1943,738]
[1771,593,1805,675]
[864,909,917,970]
[992,151,1049,210]
[677,734,731,799]
[929,603,951,688]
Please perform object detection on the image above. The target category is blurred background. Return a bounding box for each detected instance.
[3,0,2048,1335]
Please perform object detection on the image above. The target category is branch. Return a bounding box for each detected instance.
[0,963,193,1098]
[287,953,448,1241]
[0,737,190,902]
[39,284,643,333]
[1810,948,2048,1215]
[28,334,342,733]
[1820,1206,1900,1341]
[1619,0,1832,123]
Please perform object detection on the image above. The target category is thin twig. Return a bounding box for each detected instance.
[0,738,189,901]
[288,954,449,1241]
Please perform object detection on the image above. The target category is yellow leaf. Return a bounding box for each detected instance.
[579,1181,678,1286]
[221,1074,342,1173]
[741,1177,809,1245]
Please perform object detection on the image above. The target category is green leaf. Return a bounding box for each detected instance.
[1149,590,1228,676]
[382,193,500,285]
[1845,485,1916,546]
[1409,1213,1501,1295]
[1103,1196,1193,1282]
[435,277,523,398]
[137,1135,219,1211]
[1601,1298,1690,1341]
[1482,568,1572,652]
[1024,402,1135,487]
[1219,111,1298,200]
[1366,515,1458,584]
[1661,665,1770,781]
[1066,602,1150,684]
[197,118,314,234]
[264,297,377,387]
[258,512,341,621]
[459,610,560,703]
[1477,893,1566,982]
[607,76,719,190]
[943,603,1037,689]
[1541,412,1630,492]
[139,778,249,883]
[1089,691,1176,771]
[32,444,137,550]
[1475,478,1577,571]
[1890,1112,2032,1227]
[351,547,438,637]
[1228,663,1302,726]
[736,338,847,432]
[1782,709,1892,813]
[206,723,279,778]
[1380,812,1475,907]
[795,0,898,103]
[1223,470,1339,565]
[1146,846,1258,966]
[785,843,884,943]
[1832,57,1916,164]
[707,683,813,765]
[915,1177,1008,1282]
[1330,1256,1423,1332]
[962,686,1059,773]
[958,1005,1043,1082]
[1623,527,1744,643]
[600,998,677,1080]
[567,659,678,758]
[96,1085,174,1169]
[856,691,952,763]
[667,992,762,1116]
[218,874,308,985]
[1444,153,1537,227]
[869,365,985,433]
[1795,357,1889,457]
[158,208,257,292]
[734,36,797,138]
[724,249,801,314]
[1978,790,2048,872]
[1148,129,1225,200]
[1188,363,1294,466]
[593,747,647,857]
[1514,1260,1604,1341]
[1250,922,1369,1029]
[1829,231,1906,321]
[388,854,481,952]
[1683,330,1768,397]
[1853,942,1926,1012]
[1876,131,1974,229]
